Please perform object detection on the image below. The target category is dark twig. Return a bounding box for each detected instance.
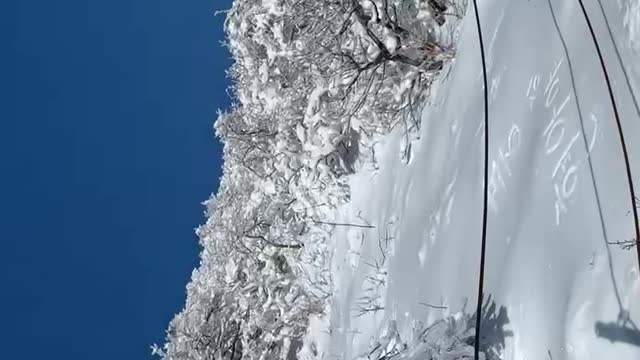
[312,220,375,228]
[607,238,640,251]
[419,302,447,310]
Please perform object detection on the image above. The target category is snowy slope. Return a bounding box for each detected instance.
[320,1,640,359]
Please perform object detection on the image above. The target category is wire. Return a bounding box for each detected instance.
[576,0,640,273]
[595,0,640,123]
[470,0,489,358]
[548,0,629,318]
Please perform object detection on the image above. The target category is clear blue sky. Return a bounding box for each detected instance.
[2,0,232,358]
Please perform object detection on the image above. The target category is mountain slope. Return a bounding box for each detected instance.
[321,1,640,359]
[158,1,640,359]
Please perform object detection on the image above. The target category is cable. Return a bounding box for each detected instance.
[470,0,489,358]
[594,0,640,274]
[595,0,640,123]
[576,0,640,273]
[547,0,625,314]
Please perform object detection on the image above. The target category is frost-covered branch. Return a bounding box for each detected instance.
[157,1,466,359]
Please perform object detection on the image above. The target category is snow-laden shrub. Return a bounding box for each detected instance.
[362,314,483,360]
[156,1,466,359]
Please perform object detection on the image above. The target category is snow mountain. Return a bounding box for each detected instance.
[157,1,640,360]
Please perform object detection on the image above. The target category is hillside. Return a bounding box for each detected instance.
[157,1,640,359]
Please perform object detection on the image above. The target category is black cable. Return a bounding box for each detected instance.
[577,0,640,273]
[547,0,625,314]
[595,0,640,123]
[470,0,489,358]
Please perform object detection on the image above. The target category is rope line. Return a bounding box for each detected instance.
[546,0,624,310]
[470,0,489,358]
[577,0,640,273]
[595,0,640,123]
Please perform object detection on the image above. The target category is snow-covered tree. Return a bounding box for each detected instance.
[156,1,464,359]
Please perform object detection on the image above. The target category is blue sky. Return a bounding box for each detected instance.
[2,0,232,358]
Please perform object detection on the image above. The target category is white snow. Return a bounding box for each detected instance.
[623,0,640,51]
[311,1,640,360]
[383,28,399,54]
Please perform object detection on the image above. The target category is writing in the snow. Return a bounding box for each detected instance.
[528,59,597,225]
[488,124,521,212]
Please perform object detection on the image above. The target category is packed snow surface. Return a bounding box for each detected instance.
[316,1,640,360]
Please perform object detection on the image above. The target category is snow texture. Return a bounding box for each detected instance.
[314,1,640,360]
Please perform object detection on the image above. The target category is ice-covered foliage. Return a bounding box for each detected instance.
[359,314,483,360]
[156,1,465,359]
